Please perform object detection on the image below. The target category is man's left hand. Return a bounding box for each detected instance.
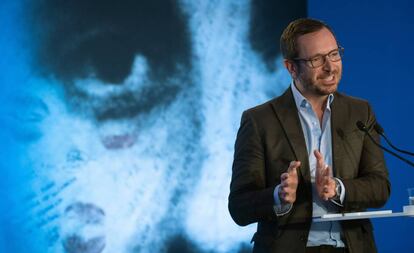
[314,150,337,201]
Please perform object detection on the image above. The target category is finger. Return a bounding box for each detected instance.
[314,150,323,162]
[285,194,296,203]
[327,165,333,177]
[316,164,327,184]
[322,192,333,201]
[320,188,332,200]
[281,188,290,200]
[281,189,296,203]
[321,165,330,177]
[318,166,332,186]
[282,177,296,188]
[314,149,322,158]
[282,186,291,194]
[321,167,334,182]
[321,182,336,199]
[287,161,301,174]
[314,150,325,170]
[281,173,289,181]
[326,178,336,189]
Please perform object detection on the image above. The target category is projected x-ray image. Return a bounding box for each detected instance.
[0,0,306,252]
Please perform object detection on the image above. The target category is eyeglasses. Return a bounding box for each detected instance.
[294,46,344,68]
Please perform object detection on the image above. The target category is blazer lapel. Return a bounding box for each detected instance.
[330,93,347,178]
[270,88,311,182]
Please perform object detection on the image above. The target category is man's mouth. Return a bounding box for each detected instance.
[320,74,334,82]
[319,74,337,84]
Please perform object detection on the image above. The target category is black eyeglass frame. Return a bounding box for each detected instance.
[293,46,344,68]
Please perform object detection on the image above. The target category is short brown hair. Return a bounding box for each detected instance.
[280,18,336,60]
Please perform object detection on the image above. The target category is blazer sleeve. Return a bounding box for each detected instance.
[228,110,278,226]
[341,103,391,211]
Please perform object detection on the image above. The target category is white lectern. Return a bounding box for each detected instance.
[313,205,414,222]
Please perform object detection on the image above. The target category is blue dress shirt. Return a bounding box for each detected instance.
[273,82,345,247]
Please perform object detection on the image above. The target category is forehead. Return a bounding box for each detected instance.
[296,27,338,57]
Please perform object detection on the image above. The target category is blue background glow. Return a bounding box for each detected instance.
[1,0,413,252]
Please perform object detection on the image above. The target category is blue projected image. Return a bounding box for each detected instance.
[0,0,305,252]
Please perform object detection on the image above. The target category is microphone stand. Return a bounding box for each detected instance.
[374,123,414,156]
[356,121,414,168]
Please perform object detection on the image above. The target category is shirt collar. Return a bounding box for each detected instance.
[290,81,334,110]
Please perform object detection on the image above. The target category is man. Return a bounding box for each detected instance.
[228,18,390,253]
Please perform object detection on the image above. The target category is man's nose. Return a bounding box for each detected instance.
[322,56,334,71]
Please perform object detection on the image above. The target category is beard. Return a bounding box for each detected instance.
[297,67,342,96]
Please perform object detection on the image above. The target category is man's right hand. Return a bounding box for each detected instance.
[279,161,300,204]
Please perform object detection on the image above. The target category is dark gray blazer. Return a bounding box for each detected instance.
[228,87,391,253]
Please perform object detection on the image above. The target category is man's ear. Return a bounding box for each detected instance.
[284,59,298,79]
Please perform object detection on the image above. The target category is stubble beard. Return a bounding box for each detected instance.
[298,69,342,97]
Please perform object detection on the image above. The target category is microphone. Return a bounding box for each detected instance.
[373,122,414,156]
[356,121,368,132]
[356,121,414,168]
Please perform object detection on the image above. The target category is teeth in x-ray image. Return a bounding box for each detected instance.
[0,0,304,252]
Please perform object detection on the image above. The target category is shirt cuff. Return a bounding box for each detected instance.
[273,184,293,216]
[330,177,345,207]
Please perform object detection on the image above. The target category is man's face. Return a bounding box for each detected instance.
[294,27,342,97]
